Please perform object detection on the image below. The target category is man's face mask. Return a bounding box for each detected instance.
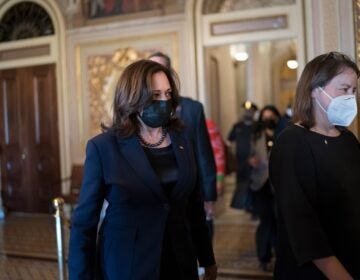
[139,100,172,128]
[243,111,254,123]
[262,119,278,129]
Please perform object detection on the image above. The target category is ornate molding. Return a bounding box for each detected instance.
[0,2,54,42]
[87,48,145,136]
[203,0,295,14]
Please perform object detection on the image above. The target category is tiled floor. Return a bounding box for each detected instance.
[0,177,273,279]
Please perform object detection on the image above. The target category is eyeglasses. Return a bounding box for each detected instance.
[319,51,350,64]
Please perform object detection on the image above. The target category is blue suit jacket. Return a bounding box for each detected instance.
[68,129,215,280]
[178,97,217,202]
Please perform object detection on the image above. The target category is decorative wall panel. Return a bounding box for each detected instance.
[75,32,178,138]
[87,48,142,136]
[203,0,296,14]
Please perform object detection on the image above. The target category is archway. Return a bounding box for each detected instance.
[0,0,70,212]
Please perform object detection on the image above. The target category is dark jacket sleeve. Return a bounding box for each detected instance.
[192,102,217,201]
[227,124,237,142]
[187,173,216,267]
[269,129,333,266]
[68,140,106,280]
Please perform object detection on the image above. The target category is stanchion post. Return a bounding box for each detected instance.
[53,197,67,280]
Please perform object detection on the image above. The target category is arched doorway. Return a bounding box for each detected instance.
[0,0,69,213]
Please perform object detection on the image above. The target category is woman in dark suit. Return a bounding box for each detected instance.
[68,60,217,280]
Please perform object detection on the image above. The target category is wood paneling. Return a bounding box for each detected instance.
[0,65,60,213]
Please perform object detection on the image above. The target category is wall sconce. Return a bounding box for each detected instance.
[230,44,249,61]
[286,59,298,69]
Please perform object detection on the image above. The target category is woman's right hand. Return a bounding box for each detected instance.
[203,264,217,280]
[313,256,353,280]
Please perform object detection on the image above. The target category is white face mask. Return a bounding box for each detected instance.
[316,87,358,126]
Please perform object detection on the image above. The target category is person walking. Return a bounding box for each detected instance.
[68,60,217,280]
[269,51,360,279]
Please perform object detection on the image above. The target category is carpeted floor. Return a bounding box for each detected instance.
[212,180,273,279]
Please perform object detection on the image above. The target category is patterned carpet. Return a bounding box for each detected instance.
[0,213,58,260]
[0,255,59,280]
[213,190,273,279]
[0,213,60,279]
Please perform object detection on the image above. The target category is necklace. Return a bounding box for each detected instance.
[138,128,167,148]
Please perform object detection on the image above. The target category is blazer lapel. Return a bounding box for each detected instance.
[118,136,168,202]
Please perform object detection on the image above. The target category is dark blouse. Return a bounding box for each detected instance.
[143,144,182,279]
[269,124,360,279]
[143,144,178,198]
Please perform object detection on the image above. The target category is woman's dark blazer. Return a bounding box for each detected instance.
[68,129,215,280]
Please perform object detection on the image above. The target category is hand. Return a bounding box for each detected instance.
[216,181,225,196]
[203,264,217,280]
[313,256,353,280]
[248,156,260,168]
[204,201,215,220]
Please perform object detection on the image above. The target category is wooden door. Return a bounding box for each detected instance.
[0,65,60,213]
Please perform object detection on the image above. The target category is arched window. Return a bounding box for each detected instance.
[0,1,54,42]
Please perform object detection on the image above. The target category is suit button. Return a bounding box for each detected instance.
[163,203,170,211]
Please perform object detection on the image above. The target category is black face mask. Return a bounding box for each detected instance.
[243,114,254,122]
[262,119,277,129]
[139,100,172,128]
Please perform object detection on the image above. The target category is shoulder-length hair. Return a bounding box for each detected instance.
[103,59,182,137]
[292,51,360,129]
[253,104,281,141]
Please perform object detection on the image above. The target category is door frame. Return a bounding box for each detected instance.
[0,0,71,196]
[193,0,306,137]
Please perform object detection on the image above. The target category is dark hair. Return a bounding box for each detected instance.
[148,52,172,69]
[242,100,258,111]
[103,59,182,137]
[253,104,281,140]
[293,51,360,128]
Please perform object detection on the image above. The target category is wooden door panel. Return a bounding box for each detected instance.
[1,144,25,210]
[28,65,60,212]
[0,70,27,211]
[0,65,60,213]
[0,70,21,145]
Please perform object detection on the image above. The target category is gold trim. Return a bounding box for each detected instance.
[75,45,85,151]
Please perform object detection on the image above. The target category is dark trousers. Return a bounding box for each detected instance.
[206,219,214,242]
[253,182,276,263]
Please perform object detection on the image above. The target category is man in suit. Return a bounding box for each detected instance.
[148,52,217,240]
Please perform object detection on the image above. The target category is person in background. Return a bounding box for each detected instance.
[148,52,217,242]
[275,103,292,135]
[68,60,217,280]
[269,51,360,279]
[249,104,280,272]
[227,101,258,214]
[205,119,226,197]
